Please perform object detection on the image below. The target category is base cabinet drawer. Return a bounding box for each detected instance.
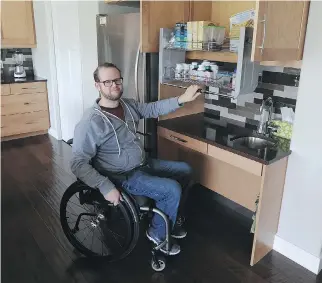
[208,144,263,176]
[1,111,50,137]
[1,92,48,115]
[158,127,207,154]
[10,82,47,95]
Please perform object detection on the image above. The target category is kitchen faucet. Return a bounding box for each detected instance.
[257,97,277,136]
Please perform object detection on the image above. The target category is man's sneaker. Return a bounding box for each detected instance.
[146,228,181,255]
[171,215,187,239]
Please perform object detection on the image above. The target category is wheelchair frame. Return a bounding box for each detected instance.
[121,191,171,271]
[62,138,173,271]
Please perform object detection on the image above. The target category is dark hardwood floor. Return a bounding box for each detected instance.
[2,135,321,283]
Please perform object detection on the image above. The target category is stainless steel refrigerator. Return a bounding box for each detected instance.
[96,13,159,157]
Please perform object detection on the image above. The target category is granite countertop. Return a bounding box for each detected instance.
[158,113,292,165]
[1,75,47,84]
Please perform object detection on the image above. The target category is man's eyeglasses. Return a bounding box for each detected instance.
[98,78,123,87]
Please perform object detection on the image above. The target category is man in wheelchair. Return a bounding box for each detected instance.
[70,62,201,256]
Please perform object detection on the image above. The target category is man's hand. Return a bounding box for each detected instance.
[178,85,202,105]
[104,188,121,206]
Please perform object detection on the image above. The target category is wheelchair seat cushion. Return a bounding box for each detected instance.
[132,195,153,207]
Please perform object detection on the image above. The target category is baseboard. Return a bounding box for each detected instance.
[273,236,322,275]
[48,127,59,140]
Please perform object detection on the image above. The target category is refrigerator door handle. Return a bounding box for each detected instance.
[135,44,140,102]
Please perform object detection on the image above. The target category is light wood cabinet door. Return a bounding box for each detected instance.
[158,136,180,162]
[252,0,309,62]
[157,135,204,183]
[141,1,190,52]
[1,92,48,116]
[159,84,204,120]
[211,1,255,34]
[10,82,47,95]
[158,127,208,155]
[1,82,50,139]
[1,0,36,48]
[188,1,212,21]
[1,110,49,138]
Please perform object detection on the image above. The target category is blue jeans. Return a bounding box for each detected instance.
[121,159,192,240]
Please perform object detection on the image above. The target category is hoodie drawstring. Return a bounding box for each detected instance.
[94,109,121,156]
[121,99,137,133]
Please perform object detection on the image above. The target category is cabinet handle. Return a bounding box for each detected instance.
[24,102,30,105]
[170,135,187,143]
[258,14,266,54]
[22,87,37,89]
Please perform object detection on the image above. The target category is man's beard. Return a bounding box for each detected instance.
[101,89,123,101]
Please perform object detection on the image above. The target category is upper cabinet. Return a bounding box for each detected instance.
[114,0,309,63]
[141,1,190,52]
[210,0,309,63]
[1,0,37,48]
[251,1,309,62]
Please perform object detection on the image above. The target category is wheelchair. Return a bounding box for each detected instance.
[60,139,173,271]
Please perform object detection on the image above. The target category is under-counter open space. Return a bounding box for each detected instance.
[157,113,290,266]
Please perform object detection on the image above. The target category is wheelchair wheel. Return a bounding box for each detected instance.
[60,181,139,261]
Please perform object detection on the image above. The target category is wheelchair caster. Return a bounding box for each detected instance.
[151,257,166,272]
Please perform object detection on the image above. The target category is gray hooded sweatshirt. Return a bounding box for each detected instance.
[70,97,182,196]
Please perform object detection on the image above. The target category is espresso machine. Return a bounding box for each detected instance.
[12,50,26,78]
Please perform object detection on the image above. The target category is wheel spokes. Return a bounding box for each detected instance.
[63,189,131,257]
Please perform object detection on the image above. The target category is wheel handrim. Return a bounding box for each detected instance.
[62,188,132,257]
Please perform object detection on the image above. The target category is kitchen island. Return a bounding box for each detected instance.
[157,113,291,266]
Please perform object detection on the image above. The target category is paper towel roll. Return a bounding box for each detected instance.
[280,107,295,124]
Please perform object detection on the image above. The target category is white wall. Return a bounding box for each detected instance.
[32,1,99,141]
[274,1,322,275]
[51,1,84,141]
[32,0,61,139]
[78,1,100,110]
[51,0,99,141]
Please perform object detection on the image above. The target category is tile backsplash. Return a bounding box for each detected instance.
[204,66,300,130]
[1,48,34,77]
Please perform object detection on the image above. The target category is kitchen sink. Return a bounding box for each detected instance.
[232,135,276,149]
